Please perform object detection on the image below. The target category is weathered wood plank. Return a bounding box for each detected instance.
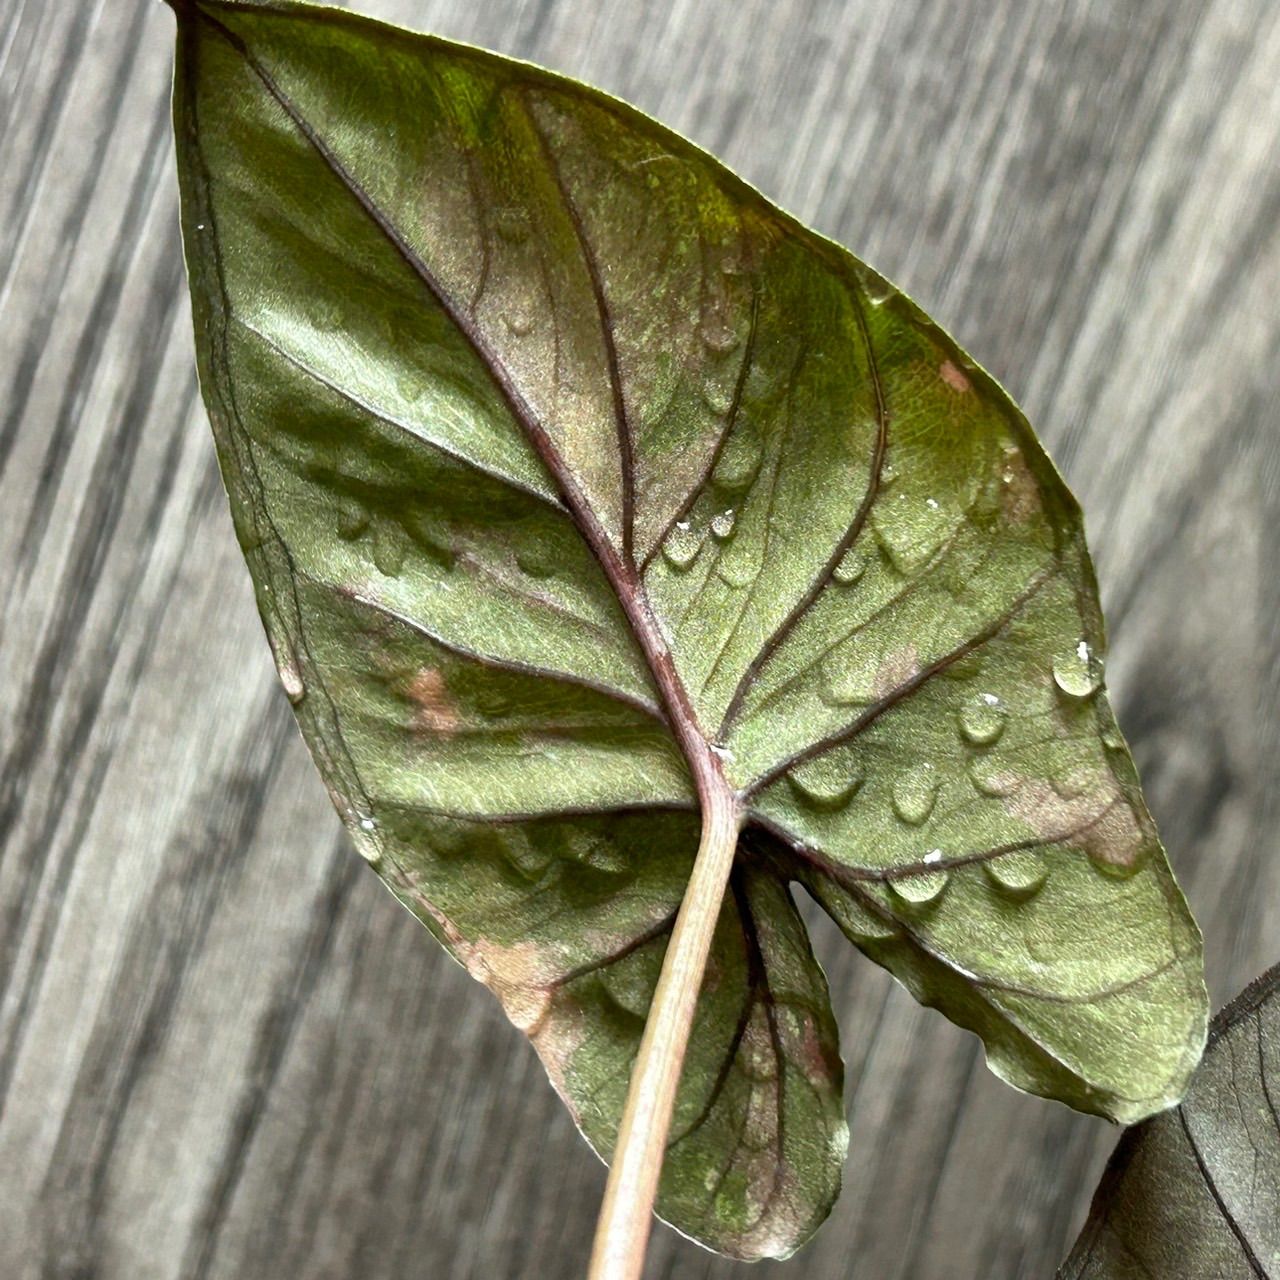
[1,1,1275,1277]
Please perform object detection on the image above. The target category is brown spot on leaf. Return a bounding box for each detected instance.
[406,667,461,735]
[467,936,557,1033]
[939,359,971,393]
[1004,774,1146,871]
[999,445,1042,524]
[872,644,921,699]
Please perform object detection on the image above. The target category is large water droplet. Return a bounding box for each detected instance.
[1053,640,1102,698]
[889,867,949,905]
[892,764,938,825]
[662,520,704,570]
[984,850,1048,897]
[712,430,762,493]
[832,545,869,586]
[787,758,863,811]
[959,693,1006,745]
[710,508,736,542]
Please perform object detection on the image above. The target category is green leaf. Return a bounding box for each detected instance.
[1061,963,1280,1278]
[169,0,1207,1258]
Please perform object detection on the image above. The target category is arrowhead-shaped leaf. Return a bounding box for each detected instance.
[1061,962,1280,1278]
[170,0,1207,1258]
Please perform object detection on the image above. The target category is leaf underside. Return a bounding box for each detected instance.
[1061,963,1280,1279]
[171,0,1207,1258]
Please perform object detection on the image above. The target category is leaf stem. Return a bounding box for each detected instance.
[588,768,742,1280]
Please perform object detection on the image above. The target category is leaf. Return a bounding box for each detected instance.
[168,0,1207,1258]
[1061,963,1280,1278]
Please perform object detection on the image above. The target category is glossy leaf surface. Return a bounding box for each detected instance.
[170,0,1206,1257]
[1061,964,1279,1278]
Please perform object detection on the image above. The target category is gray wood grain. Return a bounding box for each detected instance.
[1,1,1276,1277]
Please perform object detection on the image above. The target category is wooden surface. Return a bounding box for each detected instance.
[2,1,1277,1276]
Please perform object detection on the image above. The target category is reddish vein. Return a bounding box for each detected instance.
[718,289,889,736]
[522,90,638,567]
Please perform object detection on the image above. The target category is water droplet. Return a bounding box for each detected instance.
[1051,765,1091,799]
[925,496,940,510]
[820,654,877,707]
[968,756,1021,797]
[1101,725,1124,751]
[716,556,756,588]
[832,545,868,586]
[892,764,938,825]
[359,816,377,832]
[494,208,530,243]
[942,653,984,682]
[715,534,763,589]
[712,429,762,493]
[702,381,733,416]
[599,956,656,1018]
[570,830,628,874]
[985,850,1047,897]
[873,507,941,575]
[958,693,1006,746]
[396,370,425,402]
[743,1036,779,1082]
[710,508,736,541]
[889,867,949,905]
[860,273,894,306]
[700,313,739,354]
[516,542,558,579]
[274,644,305,704]
[787,759,863,811]
[503,310,535,337]
[661,520,704,570]
[336,497,369,541]
[1053,640,1102,698]
[922,848,944,865]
